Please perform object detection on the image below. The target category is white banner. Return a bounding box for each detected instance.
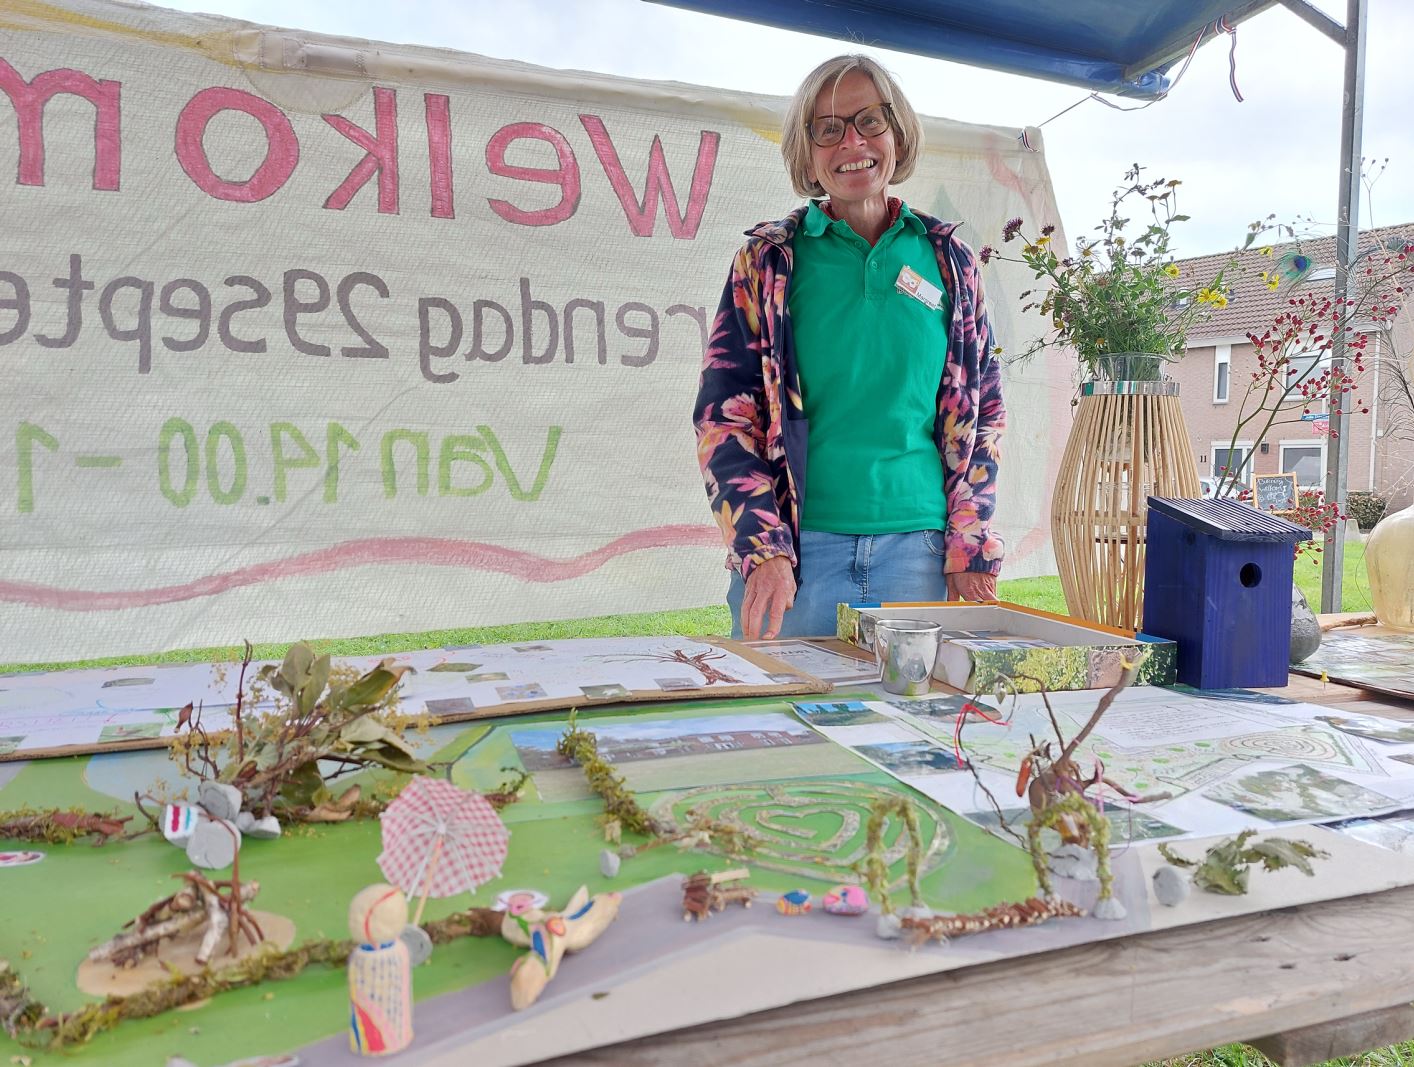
[0,0,1070,662]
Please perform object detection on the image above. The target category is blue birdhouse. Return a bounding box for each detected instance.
[1142,497,1311,689]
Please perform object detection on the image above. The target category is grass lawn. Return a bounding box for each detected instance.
[0,544,1372,675]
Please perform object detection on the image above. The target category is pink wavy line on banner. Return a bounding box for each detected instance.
[0,526,724,613]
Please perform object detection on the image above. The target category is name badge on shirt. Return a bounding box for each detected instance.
[895,265,943,310]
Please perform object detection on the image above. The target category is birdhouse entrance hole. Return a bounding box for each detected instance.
[1239,563,1262,588]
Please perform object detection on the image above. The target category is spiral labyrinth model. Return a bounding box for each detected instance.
[649,779,950,889]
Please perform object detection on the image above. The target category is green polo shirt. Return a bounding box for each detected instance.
[789,199,950,533]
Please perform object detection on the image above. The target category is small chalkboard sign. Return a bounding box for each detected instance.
[1252,472,1299,513]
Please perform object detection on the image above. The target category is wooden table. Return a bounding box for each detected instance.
[545,664,1414,1067]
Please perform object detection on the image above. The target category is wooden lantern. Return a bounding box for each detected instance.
[1051,379,1200,631]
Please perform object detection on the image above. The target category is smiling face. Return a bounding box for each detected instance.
[806,70,896,212]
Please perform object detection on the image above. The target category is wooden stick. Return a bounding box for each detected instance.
[412,837,446,927]
[708,867,750,885]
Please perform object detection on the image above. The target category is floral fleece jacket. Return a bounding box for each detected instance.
[693,203,1006,582]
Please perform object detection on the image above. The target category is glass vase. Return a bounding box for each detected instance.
[1091,351,1178,383]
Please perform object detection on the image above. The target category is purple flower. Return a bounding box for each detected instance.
[1041,223,1056,236]
[980,245,995,264]
[1002,217,1024,242]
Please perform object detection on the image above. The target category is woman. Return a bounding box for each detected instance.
[693,55,1006,640]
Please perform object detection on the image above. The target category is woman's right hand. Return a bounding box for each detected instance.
[741,556,797,639]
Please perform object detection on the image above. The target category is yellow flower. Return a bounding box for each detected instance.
[1162,263,1180,278]
[1196,287,1229,308]
[992,345,1004,356]
[1035,235,1051,247]
[1266,276,1279,291]
[1260,246,1273,257]
[1211,291,1229,308]
[1080,246,1095,258]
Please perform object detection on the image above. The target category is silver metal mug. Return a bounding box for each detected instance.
[874,619,941,696]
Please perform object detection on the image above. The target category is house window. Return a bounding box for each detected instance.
[1211,441,1253,483]
[1213,344,1231,403]
[1281,442,1325,487]
[1284,350,1328,397]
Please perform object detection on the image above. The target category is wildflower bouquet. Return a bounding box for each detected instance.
[983,164,1229,381]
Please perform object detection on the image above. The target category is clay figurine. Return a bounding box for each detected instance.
[500,885,622,1010]
[347,884,413,1055]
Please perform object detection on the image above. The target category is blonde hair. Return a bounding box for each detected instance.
[781,55,925,198]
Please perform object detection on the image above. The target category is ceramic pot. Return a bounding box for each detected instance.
[1366,502,1414,630]
[1289,583,1321,663]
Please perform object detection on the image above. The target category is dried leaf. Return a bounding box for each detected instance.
[334,664,409,712]
[1157,842,1196,869]
[1241,837,1327,877]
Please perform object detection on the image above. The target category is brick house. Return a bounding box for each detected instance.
[1168,224,1414,512]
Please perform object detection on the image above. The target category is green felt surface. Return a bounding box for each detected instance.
[1,697,1036,1065]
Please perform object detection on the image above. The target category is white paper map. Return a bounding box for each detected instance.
[793,687,1414,843]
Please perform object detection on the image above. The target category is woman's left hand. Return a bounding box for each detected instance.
[947,572,998,602]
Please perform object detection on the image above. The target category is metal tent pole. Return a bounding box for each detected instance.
[1320,0,1367,613]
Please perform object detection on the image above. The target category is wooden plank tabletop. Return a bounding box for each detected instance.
[544,662,1414,1067]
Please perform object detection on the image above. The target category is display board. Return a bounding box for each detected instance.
[0,0,1071,663]
[0,637,828,760]
[5,693,1414,1067]
[1293,626,1414,700]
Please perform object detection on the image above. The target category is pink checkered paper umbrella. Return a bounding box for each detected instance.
[378,777,510,925]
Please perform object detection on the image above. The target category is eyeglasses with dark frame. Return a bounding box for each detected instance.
[805,103,895,148]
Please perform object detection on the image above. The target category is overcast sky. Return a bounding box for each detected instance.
[154,0,1414,258]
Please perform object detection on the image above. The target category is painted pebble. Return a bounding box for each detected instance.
[821,885,869,916]
[775,889,812,916]
[161,803,199,845]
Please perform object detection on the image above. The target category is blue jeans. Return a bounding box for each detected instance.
[727,529,950,639]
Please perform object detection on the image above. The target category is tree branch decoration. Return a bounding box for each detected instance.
[169,641,435,821]
[1,906,509,1050]
[959,654,1169,914]
[900,896,1085,945]
[556,713,665,837]
[854,795,924,916]
[1159,829,1328,895]
[555,714,756,859]
[0,808,132,845]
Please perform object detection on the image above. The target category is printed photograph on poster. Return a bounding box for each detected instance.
[792,700,890,727]
[855,740,969,775]
[1315,714,1414,745]
[509,712,825,772]
[884,694,989,720]
[581,684,630,700]
[969,805,1185,845]
[1325,811,1414,854]
[1204,765,1398,823]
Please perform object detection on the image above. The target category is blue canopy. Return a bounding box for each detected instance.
[647,0,1282,98]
